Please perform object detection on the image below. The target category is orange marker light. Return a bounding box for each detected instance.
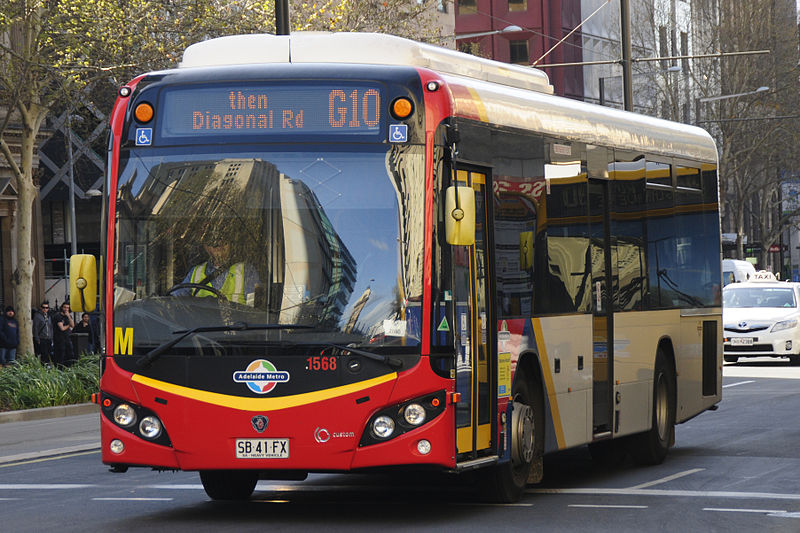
[103,398,112,407]
[391,97,413,119]
[134,102,154,123]
[431,398,440,407]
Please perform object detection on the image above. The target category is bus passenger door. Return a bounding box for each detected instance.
[589,178,614,437]
[453,168,495,460]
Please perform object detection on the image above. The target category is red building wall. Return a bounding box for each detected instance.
[454,0,584,100]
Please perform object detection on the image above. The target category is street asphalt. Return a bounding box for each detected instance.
[0,404,99,464]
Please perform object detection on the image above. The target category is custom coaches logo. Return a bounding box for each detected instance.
[233,359,291,394]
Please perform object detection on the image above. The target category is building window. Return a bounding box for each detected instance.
[509,40,529,64]
[508,0,527,12]
[437,0,447,13]
[458,0,476,15]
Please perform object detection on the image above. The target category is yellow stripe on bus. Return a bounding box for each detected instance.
[466,87,489,122]
[531,318,566,449]
[131,373,397,411]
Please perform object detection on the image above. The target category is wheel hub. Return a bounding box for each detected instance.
[511,401,534,466]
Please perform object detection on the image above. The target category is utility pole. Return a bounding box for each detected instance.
[67,114,78,257]
[620,0,633,111]
[276,0,290,35]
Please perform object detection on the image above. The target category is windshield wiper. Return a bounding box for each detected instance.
[323,344,404,370]
[137,322,312,368]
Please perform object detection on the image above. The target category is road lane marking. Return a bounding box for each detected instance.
[627,468,705,489]
[143,484,204,490]
[722,380,755,388]
[704,507,786,514]
[768,512,800,518]
[528,488,800,501]
[0,445,100,466]
[0,450,99,468]
[92,498,175,502]
[0,484,96,489]
[454,503,535,507]
[569,504,648,509]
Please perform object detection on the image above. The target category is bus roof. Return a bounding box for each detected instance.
[179,32,554,95]
[177,32,716,164]
[443,71,718,163]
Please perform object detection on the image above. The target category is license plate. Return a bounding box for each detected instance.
[730,337,754,346]
[235,438,289,459]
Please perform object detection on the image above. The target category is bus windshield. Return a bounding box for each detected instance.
[112,143,425,355]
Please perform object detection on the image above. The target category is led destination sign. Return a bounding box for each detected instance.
[160,84,384,138]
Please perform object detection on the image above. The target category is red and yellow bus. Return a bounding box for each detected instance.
[73,32,722,502]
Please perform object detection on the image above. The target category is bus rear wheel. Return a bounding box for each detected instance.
[628,350,675,465]
[480,374,543,503]
[200,470,258,500]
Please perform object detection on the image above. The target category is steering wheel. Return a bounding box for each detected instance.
[166,282,227,301]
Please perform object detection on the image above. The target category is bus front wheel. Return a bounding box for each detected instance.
[480,374,543,502]
[628,350,675,465]
[200,470,258,500]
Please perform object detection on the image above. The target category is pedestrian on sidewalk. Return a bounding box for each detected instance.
[0,306,19,367]
[52,302,75,367]
[33,301,54,365]
[72,312,96,354]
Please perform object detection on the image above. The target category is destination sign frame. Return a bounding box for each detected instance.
[158,82,386,139]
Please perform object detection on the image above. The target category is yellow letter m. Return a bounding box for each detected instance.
[115,327,134,355]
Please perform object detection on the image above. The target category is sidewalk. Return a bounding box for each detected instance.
[0,404,100,464]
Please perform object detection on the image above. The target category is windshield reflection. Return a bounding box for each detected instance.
[113,145,424,354]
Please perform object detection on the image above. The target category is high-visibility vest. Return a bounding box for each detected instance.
[189,262,246,304]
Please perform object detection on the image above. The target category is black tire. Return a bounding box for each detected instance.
[724,355,738,363]
[628,350,675,465]
[200,470,258,501]
[480,373,544,503]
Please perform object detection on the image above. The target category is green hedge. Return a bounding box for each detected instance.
[0,354,100,412]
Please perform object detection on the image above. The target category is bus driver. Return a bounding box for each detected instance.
[179,235,260,305]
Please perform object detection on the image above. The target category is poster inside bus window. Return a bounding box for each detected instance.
[159,83,385,138]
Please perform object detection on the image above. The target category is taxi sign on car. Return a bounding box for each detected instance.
[750,270,778,282]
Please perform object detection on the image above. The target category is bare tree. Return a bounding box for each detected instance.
[630,1,800,270]
[711,0,800,269]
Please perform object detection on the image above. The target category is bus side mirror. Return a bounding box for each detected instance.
[70,254,97,312]
[445,186,475,246]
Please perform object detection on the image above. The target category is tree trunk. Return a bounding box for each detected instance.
[10,110,42,357]
[735,201,745,260]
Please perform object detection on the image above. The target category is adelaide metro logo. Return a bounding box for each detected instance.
[233,359,290,394]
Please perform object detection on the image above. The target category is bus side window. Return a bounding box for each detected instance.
[610,158,646,311]
[493,181,539,318]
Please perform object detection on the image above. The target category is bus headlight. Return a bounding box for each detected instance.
[360,391,447,447]
[138,416,163,439]
[372,415,395,439]
[110,439,125,454]
[403,403,426,426]
[417,439,432,455]
[113,404,137,427]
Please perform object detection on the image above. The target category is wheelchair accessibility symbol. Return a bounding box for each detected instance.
[135,128,152,146]
[389,124,407,143]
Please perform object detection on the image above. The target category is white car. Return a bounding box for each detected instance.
[723,272,800,365]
